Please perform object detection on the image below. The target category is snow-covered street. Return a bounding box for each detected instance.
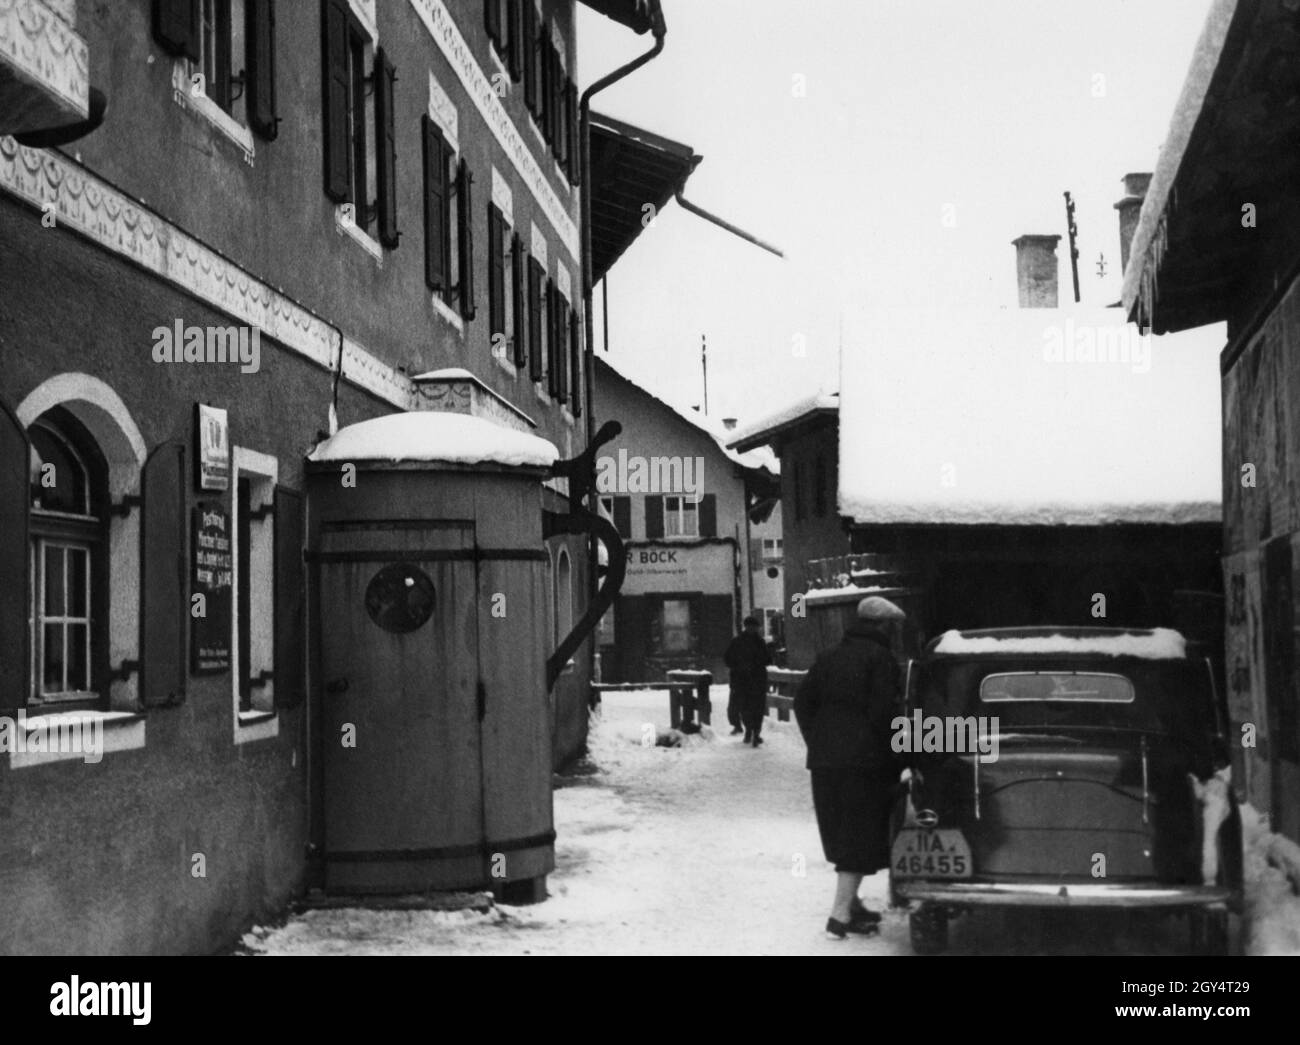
[243,687,1300,956]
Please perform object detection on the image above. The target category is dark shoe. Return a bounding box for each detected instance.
[850,900,882,924]
[751,736,763,747]
[743,730,753,743]
[826,917,878,940]
[729,727,743,736]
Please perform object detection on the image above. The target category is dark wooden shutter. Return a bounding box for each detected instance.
[485,0,502,48]
[140,441,187,708]
[508,0,524,81]
[246,0,279,140]
[487,204,505,340]
[523,0,538,112]
[569,304,582,417]
[153,0,200,61]
[546,281,561,397]
[528,257,544,381]
[540,39,555,145]
[321,0,352,202]
[274,486,305,710]
[612,496,631,540]
[456,159,476,320]
[0,401,29,712]
[374,48,400,248]
[565,80,580,185]
[645,495,664,539]
[511,232,527,366]
[699,493,718,537]
[423,115,449,293]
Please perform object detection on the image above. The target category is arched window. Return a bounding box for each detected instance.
[554,546,573,649]
[28,407,109,706]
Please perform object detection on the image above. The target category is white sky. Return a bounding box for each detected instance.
[578,0,1217,427]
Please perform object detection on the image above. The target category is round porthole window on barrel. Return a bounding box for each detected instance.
[364,563,435,633]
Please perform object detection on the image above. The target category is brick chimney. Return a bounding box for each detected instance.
[1011,234,1062,309]
[1114,172,1152,276]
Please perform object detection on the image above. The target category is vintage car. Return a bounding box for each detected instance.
[889,626,1242,955]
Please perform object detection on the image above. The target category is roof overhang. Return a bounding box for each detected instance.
[728,395,839,453]
[1122,0,1300,334]
[589,111,701,284]
[579,0,663,35]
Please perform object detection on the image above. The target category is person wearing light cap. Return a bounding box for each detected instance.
[794,594,906,939]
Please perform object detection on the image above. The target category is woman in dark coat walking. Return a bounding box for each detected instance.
[794,596,905,939]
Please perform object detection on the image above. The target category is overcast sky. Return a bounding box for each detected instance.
[577,0,1216,427]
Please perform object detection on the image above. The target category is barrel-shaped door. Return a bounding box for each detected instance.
[318,522,481,893]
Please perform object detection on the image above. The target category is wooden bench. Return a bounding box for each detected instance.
[590,671,714,729]
[766,667,806,722]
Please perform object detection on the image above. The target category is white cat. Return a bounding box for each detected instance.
[1188,765,1232,884]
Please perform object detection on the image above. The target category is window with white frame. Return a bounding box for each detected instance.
[761,537,783,564]
[27,409,108,709]
[663,495,699,539]
[232,449,276,718]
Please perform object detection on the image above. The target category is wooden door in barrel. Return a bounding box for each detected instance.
[477,549,556,897]
[318,520,483,892]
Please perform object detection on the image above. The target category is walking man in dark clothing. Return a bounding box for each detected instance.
[724,616,770,746]
[795,596,905,939]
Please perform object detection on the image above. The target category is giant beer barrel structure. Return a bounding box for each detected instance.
[305,412,559,898]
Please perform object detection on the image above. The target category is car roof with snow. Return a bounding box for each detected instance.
[924,626,1194,661]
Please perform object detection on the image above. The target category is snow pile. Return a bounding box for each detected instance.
[308,411,558,468]
[802,584,892,606]
[1242,804,1300,956]
[933,628,1187,659]
[837,305,1224,526]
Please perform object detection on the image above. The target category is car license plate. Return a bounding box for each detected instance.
[891,829,973,879]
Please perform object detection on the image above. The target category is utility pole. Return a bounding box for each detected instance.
[701,334,708,416]
[1064,191,1081,303]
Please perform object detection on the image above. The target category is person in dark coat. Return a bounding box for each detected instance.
[794,595,905,939]
[724,616,770,746]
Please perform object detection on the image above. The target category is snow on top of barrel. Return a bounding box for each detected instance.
[837,305,1224,526]
[309,411,558,468]
[933,628,1188,659]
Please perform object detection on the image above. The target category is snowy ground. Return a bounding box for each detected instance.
[243,687,1300,956]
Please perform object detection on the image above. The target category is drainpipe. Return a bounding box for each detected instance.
[578,5,667,678]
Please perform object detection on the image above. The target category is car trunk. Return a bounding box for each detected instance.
[936,735,1200,882]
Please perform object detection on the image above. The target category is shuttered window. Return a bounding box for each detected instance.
[487,204,506,346]
[528,257,544,382]
[511,232,527,367]
[321,0,386,245]
[644,495,664,540]
[456,159,476,320]
[546,281,561,399]
[485,0,504,51]
[699,494,718,537]
[422,115,451,296]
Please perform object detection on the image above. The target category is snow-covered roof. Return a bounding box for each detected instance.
[728,391,839,451]
[595,355,779,475]
[838,305,1224,526]
[308,411,558,468]
[932,628,1188,659]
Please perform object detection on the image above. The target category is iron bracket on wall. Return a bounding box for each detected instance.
[543,420,626,690]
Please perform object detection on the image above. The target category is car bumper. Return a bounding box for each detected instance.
[895,880,1234,908]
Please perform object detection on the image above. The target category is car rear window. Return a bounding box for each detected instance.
[979,672,1135,704]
